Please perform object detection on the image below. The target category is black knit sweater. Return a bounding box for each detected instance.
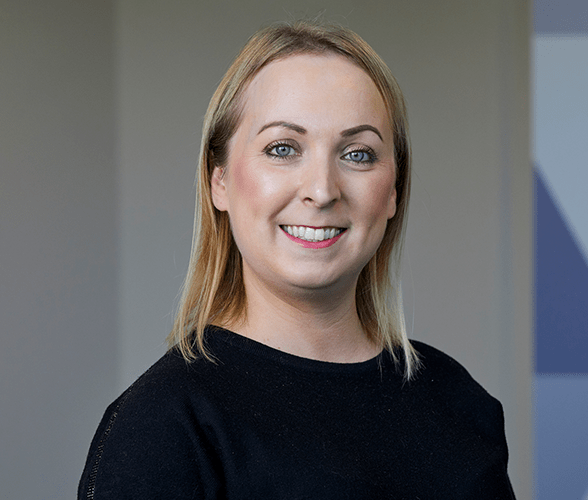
[79,327,515,499]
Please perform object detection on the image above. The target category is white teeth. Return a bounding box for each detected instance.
[281,225,343,242]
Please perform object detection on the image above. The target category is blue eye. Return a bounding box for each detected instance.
[343,150,374,163]
[268,144,296,158]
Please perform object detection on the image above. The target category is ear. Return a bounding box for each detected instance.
[210,166,229,212]
[387,187,397,219]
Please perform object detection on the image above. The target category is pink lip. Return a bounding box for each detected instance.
[282,228,346,249]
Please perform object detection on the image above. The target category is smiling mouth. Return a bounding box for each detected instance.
[280,225,346,242]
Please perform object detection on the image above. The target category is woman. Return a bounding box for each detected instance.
[79,21,515,499]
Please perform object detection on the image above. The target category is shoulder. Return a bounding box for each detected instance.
[409,340,504,417]
[78,350,222,499]
[97,349,205,425]
[117,348,208,405]
[110,329,241,415]
[95,343,232,443]
[410,339,476,381]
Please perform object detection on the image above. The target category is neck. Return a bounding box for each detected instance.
[221,271,380,363]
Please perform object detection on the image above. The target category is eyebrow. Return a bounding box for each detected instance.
[341,125,383,142]
[257,121,383,142]
[257,121,307,135]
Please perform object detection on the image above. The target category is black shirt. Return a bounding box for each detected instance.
[79,326,515,499]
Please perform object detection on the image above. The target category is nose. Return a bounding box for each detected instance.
[299,157,341,208]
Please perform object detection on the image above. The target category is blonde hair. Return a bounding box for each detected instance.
[168,20,419,378]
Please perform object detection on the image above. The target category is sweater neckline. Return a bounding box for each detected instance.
[205,325,400,375]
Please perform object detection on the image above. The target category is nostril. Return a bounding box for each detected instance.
[302,181,341,208]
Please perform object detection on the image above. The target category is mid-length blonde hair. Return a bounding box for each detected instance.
[168,20,419,378]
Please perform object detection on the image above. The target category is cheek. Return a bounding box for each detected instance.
[361,173,397,222]
[228,158,293,224]
[228,159,291,218]
[227,160,267,222]
[231,159,261,201]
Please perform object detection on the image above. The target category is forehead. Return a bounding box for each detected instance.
[238,53,390,136]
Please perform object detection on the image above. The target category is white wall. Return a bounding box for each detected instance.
[0,0,532,497]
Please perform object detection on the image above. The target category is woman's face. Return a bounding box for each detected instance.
[211,54,397,299]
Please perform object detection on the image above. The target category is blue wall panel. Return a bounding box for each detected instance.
[534,2,588,498]
[535,169,588,374]
[534,376,588,499]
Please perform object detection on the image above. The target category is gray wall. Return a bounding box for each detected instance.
[0,1,532,498]
[0,2,118,499]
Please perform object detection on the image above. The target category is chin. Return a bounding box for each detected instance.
[282,268,357,295]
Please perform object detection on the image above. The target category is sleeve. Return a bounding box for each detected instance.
[78,382,223,500]
[410,341,517,499]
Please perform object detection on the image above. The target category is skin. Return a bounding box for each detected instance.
[211,54,397,363]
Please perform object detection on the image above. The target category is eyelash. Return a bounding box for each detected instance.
[264,141,299,160]
[263,141,378,165]
[342,147,378,164]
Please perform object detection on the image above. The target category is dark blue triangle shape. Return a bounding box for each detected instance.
[535,166,588,373]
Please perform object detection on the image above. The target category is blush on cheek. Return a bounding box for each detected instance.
[232,160,261,200]
[232,159,288,214]
[368,175,397,220]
